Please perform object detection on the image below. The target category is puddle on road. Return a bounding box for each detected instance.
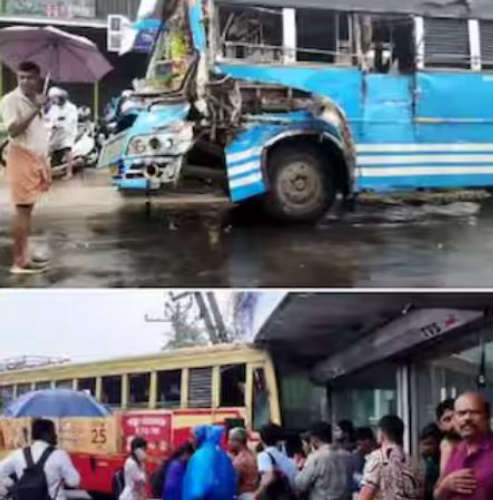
[324,201,482,226]
[0,192,492,287]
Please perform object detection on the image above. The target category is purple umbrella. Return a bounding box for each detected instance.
[0,25,113,83]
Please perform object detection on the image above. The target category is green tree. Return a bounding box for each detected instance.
[158,293,210,350]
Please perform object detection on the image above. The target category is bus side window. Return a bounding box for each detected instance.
[129,373,150,407]
[55,379,73,389]
[157,370,182,408]
[34,381,51,390]
[357,14,415,73]
[220,364,246,407]
[188,367,212,408]
[17,383,31,396]
[102,375,122,407]
[479,20,493,69]
[424,17,470,69]
[218,4,283,62]
[296,9,352,65]
[78,377,96,397]
[0,385,15,406]
[253,368,270,431]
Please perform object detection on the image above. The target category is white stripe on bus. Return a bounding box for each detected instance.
[360,166,493,177]
[356,143,493,153]
[230,172,263,188]
[358,154,493,165]
[227,147,263,164]
[228,161,261,177]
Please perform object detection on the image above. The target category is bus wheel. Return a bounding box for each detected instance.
[263,144,335,223]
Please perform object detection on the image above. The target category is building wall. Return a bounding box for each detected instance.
[0,0,140,23]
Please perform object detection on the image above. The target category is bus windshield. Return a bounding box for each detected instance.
[141,1,194,93]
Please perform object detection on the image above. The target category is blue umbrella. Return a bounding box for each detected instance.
[3,389,111,418]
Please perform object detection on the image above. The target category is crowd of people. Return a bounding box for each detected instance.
[0,390,491,500]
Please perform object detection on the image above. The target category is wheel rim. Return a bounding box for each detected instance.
[276,159,323,211]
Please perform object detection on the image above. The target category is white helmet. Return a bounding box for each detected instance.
[48,87,68,99]
[78,106,91,119]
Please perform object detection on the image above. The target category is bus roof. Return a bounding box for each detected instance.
[0,343,267,385]
[221,0,493,20]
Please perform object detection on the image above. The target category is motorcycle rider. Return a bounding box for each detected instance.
[46,87,78,180]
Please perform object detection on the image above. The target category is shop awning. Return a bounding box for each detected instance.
[221,0,493,20]
[255,293,493,382]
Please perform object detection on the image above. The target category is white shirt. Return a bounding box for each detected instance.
[0,87,50,158]
[119,456,146,500]
[46,101,78,150]
[0,440,80,500]
[257,446,298,487]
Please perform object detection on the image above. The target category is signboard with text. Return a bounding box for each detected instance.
[121,412,173,457]
[4,0,96,19]
[58,417,120,455]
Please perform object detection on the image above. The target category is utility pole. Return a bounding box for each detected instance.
[194,292,221,344]
[145,292,228,345]
[206,292,229,343]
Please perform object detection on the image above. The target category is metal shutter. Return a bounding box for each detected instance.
[480,21,493,67]
[424,18,470,67]
[188,367,213,408]
[96,0,139,19]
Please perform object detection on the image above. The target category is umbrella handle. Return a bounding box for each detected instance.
[43,72,51,95]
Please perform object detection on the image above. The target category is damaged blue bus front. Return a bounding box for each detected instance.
[99,0,356,222]
[99,0,493,222]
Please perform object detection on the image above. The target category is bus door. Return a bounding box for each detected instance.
[356,14,415,190]
[413,17,493,188]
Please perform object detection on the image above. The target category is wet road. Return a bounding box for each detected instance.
[1,169,493,288]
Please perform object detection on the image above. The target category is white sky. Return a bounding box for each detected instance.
[0,290,284,363]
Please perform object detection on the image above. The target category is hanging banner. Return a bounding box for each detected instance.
[4,0,96,20]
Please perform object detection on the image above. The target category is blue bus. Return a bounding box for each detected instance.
[99,0,493,222]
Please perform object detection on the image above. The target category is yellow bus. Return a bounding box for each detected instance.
[0,344,281,431]
[0,344,290,494]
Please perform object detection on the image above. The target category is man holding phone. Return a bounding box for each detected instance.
[0,61,51,274]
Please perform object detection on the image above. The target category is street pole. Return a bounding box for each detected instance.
[93,80,99,121]
[206,292,229,343]
[194,292,219,344]
[0,60,4,97]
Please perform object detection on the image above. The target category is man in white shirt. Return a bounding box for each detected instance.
[256,423,298,497]
[0,419,80,500]
[0,61,51,274]
[46,87,78,180]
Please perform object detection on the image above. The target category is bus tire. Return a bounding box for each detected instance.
[263,144,335,223]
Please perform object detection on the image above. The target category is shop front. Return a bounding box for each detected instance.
[409,329,493,453]
[257,292,493,455]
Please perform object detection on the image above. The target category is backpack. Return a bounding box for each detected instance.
[257,452,298,500]
[11,446,55,500]
[379,448,423,500]
[112,467,125,499]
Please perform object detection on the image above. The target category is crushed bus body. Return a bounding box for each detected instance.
[99,0,493,222]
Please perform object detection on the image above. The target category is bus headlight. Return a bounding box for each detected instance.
[149,137,162,151]
[129,138,147,155]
